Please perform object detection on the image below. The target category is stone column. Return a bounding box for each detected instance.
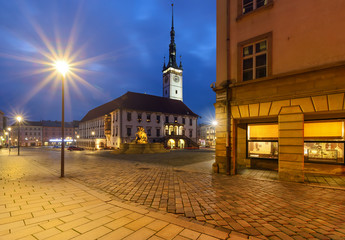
[278,106,304,182]
[214,100,227,173]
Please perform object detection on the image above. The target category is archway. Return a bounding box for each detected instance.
[178,139,185,149]
[167,139,175,149]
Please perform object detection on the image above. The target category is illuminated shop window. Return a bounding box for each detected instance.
[304,142,344,164]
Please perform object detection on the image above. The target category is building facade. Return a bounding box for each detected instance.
[79,92,198,149]
[9,120,79,147]
[213,0,345,181]
[198,124,216,148]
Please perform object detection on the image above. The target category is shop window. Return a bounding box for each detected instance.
[247,123,278,159]
[248,141,278,159]
[304,142,344,164]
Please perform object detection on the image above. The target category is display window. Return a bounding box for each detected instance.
[247,121,345,164]
[248,141,278,159]
[247,124,278,159]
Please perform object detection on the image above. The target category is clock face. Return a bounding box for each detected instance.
[174,76,179,83]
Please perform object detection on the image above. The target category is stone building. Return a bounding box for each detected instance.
[213,0,345,181]
[78,92,198,149]
[198,124,216,148]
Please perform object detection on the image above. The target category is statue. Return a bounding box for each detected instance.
[135,127,148,144]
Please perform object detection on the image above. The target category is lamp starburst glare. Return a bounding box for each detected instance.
[55,60,70,77]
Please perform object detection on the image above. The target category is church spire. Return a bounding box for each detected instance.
[165,3,179,70]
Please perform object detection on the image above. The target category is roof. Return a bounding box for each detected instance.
[41,120,76,128]
[81,91,198,122]
[11,120,77,128]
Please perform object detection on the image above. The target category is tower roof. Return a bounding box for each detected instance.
[163,3,182,71]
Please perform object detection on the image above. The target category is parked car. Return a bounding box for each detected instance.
[67,146,84,151]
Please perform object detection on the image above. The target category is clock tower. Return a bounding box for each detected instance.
[163,3,183,102]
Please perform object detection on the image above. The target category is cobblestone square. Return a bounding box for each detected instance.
[1,148,345,239]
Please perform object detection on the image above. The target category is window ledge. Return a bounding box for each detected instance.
[236,1,274,22]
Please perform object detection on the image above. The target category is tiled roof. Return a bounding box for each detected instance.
[81,92,198,122]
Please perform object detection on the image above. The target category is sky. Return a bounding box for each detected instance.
[0,0,216,124]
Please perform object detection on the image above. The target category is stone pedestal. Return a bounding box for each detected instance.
[112,143,168,154]
[278,106,304,182]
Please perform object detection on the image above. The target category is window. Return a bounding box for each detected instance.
[147,114,151,122]
[127,112,132,121]
[127,127,131,136]
[182,118,185,124]
[189,130,193,138]
[189,119,192,126]
[182,130,185,136]
[156,128,160,137]
[147,128,151,136]
[116,112,118,122]
[115,126,118,136]
[156,115,160,123]
[242,0,269,15]
[165,116,169,123]
[247,124,278,159]
[174,117,178,123]
[239,33,271,82]
[242,40,267,81]
[175,90,178,94]
[137,113,142,123]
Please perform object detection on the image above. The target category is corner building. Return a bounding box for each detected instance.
[213,0,345,181]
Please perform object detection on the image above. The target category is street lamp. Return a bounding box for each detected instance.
[55,60,69,178]
[76,135,80,147]
[91,131,95,150]
[7,127,11,153]
[16,116,22,155]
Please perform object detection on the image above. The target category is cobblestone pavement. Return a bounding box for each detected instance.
[5,148,345,239]
[0,151,232,240]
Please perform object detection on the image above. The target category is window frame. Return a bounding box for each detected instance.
[237,0,274,19]
[238,32,272,82]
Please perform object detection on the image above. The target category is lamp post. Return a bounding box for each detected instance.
[55,60,69,178]
[16,116,22,155]
[76,135,80,147]
[7,127,11,153]
[91,131,95,150]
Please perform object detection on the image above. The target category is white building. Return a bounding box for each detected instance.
[79,92,198,149]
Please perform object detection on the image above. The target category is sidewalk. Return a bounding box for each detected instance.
[0,156,237,240]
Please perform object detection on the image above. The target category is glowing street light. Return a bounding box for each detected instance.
[16,116,22,156]
[212,120,218,126]
[55,60,70,178]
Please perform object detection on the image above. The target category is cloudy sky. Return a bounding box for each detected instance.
[0,0,216,124]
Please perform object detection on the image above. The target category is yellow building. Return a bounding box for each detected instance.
[213,0,345,181]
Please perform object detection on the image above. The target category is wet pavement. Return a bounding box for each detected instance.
[2,148,345,239]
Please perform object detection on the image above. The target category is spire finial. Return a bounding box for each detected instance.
[171,3,174,29]
[179,55,183,69]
